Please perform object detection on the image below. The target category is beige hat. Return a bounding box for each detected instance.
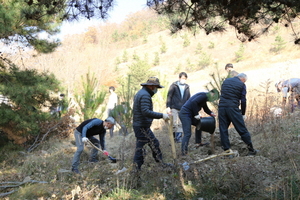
[140,77,164,88]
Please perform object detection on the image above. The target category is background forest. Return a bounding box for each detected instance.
[1,7,300,199]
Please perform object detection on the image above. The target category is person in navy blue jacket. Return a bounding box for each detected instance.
[132,77,170,170]
[166,72,191,143]
[71,117,116,174]
[218,73,257,156]
[179,89,218,156]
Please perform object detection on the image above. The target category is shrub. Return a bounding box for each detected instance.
[235,43,245,62]
[270,35,286,53]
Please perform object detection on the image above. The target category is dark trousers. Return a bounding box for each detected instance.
[195,129,202,144]
[218,107,253,150]
[133,126,162,169]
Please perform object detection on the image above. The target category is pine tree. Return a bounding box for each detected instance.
[0,60,61,144]
[74,71,106,121]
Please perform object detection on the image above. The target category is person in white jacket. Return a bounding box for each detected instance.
[107,86,118,138]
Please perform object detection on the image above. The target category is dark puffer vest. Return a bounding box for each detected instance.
[219,76,245,108]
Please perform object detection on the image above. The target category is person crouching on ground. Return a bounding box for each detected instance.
[71,117,116,174]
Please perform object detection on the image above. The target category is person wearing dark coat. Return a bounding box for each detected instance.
[132,77,170,170]
[218,73,257,156]
[71,117,116,174]
[179,90,218,156]
[166,72,191,143]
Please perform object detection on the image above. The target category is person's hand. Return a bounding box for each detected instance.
[243,115,247,120]
[210,112,216,117]
[163,113,170,120]
[103,150,109,156]
[166,107,171,114]
[194,114,201,120]
[82,137,88,143]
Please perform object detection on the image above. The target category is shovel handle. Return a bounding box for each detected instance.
[167,115,177,160]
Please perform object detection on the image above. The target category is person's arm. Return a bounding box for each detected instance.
[99,133,106,150]
[240,85,247,115]
[141,95,164,119]
[81,119,102,137]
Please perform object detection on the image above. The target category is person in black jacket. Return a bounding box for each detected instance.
[71,117,116,174]
[179,90,217,156]
[166,72,191,143]
[218,73,257,156]
[133,77,170,170]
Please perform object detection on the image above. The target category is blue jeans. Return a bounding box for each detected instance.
[218,107,253,150]
[133,126,162,169]
[71,130,100,170]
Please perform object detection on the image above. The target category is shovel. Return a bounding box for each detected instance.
[86,139,117,163]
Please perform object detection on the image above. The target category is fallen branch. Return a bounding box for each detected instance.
[0,180,48,197]
[0,190,16,197]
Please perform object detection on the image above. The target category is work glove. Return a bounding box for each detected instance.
[194,114,201,120]
[103,150,109,156]
[166,107,171,114]
[210,112,216,117]
[82,137,88,143]
[242,115,247,120]
[163,113,170,120]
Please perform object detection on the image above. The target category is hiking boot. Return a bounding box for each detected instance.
[72,168,81,174]
[247,149,259,156]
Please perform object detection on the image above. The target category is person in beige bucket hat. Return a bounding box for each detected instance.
[132,77,172,171]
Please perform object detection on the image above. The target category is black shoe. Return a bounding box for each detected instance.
[72,168,81,174]
[247,149,259,156]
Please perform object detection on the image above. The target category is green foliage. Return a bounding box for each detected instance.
[152,73,169,113]
[185,58,195,72]
[175,63,182,74]
[270,35,286,53]
[0,60,60,139]
[182,33,190,47]
[153,52,160,66]
[208,41,215,49]
[113,76,136,135]
[149,0,300,43]
[132,51,139,60]
[127,58,153,92]
[0,0,64,53]
[122,50,129,63]
[160,42,167,54]
[235,43,245,62]
[195,42,203,54]
[197,52,212,69]
[74,71,106,121]
[205,65,226,109]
